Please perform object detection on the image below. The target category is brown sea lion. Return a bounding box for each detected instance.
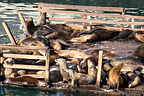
[108,63,124,90]
[50,39,62,50]
[55,58,75,83]
[132,44,144,60]
[4,76,47,87]
[87,59,97,77]
[103,63,113,72]
[69,34,95,43]
[4,58,15,77]
[55,58,96,86]
[17,37,46,47]
[134,31,144,42]
[55,49,90,59]
[91,49,116,60]
[17,70,26,76]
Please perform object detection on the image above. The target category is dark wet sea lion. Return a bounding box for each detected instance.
[26,17,36,35]
[125,71,141,88]
[113,29,133,39]
[77,28,120,42]
[108,63,124,90]
[4,76,47,87]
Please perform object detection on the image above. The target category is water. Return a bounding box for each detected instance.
[0,0,144,95]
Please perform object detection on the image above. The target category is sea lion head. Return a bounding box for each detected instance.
[55,58,67,65]
[4,58,15,65]
[17,70,26,76]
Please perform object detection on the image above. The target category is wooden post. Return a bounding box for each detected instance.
[45,49,50,84]
[120,8,125,31]
[18,13,31,36]
[2,22,17,45]
[83,9,87,25]
[96,50,103,88]
[0,57,5,76]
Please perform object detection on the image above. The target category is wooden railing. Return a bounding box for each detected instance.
[0,45,50,82]
[38,3,144,31]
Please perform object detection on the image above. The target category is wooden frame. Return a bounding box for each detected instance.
[38,3,144,31]
[0,45,50,82]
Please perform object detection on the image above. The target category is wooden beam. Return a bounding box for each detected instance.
[96,50,103,88]
[3,64,45,70]
[0,45,48,52]
[48,17,144,25]
[18,13,31,36]
[2,53,46,60]
[2,22,17,45]
[45,50,50,83]
[39,3,124,12]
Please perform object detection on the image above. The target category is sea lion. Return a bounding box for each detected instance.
[69,34,95,43]
[110,57,144,72]
[108,63,124,90]
[26,17,37,35]
[17,70,26,76]
[55,58,96,86]
[87,59,97,77]
[113,29,133,40]
[134,31,144,42]
[55,58,75,83]
[4,58,15,77]
[77,28,120,42]
[55,49,90,59]
[50,39,62,50]
[4,76,47,87]
[103,63,113,72]
[132,44,144,60]
[91,49,116,60]
[126,71,141,88]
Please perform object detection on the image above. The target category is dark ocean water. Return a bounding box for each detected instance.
[0,0,144,95]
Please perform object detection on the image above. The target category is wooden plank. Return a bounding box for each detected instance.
[45,50,50,83]
[0,45,48,52]
[38,9,85,15]
[2,53,46,60]
[96,51,103,88]
[2,22,17,45]
[18,13,32,36]
[39,8,122,18]
[48,17,144,25]
[3,64,45,70]
[39,3,124,12]
[123,15,144,20]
